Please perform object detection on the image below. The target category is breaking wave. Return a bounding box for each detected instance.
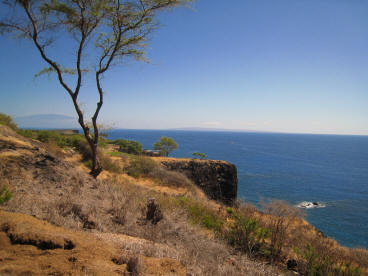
[296,201,326,209]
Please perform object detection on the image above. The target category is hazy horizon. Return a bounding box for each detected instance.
[13,113,368,136]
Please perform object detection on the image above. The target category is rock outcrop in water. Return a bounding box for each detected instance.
[159,158,238,205]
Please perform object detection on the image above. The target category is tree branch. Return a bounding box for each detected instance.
[23,2,74,98]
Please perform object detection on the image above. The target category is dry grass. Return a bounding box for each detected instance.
[3,125,366,275]
[1,151,281,276]
[0,210,188,276]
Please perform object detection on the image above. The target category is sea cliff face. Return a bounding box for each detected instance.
[159,159,238,205]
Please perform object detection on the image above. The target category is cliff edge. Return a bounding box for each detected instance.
[158,158,238,205]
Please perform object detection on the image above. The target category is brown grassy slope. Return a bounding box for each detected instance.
[0,210,185,276]
[0,125,282,276]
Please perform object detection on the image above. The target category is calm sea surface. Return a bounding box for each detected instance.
[107,129,368,249]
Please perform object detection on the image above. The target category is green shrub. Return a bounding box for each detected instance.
[174,196,224,233]
[0,186,12,205]
[0,113,17,130]
[37,130,61,144]
[16,128,86,150]
[63,134,85,149]
[107,151,122,157]
[224,209,269,257]
[17,129,37,139]
[113,139,142,155]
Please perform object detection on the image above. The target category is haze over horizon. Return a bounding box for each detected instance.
[1,0,367,135]
[13,113,368,136]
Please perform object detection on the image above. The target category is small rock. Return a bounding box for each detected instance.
[287,259,297,271]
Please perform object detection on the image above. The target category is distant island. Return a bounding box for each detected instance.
[14,114,79,129]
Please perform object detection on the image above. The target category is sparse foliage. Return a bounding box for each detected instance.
[0,0,191,178]
[153,136,178,156]
[261,199,303,262]
[192,152,207,159]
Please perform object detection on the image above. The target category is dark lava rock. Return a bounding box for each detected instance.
[160,159,238,205]
[287,259,298,271]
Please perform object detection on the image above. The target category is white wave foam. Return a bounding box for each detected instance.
[296,201,326,209]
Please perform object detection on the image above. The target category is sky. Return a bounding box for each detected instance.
[0,0,367,135]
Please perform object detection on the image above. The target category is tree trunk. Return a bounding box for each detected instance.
[86,138,102,178]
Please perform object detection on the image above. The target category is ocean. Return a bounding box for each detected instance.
[107,129,368,249]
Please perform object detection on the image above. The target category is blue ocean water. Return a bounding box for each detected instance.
[107,129,368,249]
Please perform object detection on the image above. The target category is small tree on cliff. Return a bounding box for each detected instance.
[153,136,178,156]
[192,152,206,159]
[0,0,191,178]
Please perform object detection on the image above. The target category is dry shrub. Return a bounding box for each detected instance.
[350,248,368,269]
[150,167,193,188]
[79,140,122,173]
[76,139,122,173]
[99,154,122,173]
[75,139,92,160]
[144,198,163,225]
[238,201,258,217]
[126,255,145,276]
[43,142,65,159]
[108,186,130,226]
[296,240,363,276]
[261,199,303,262]
[56,199,97,230]
[125,155,195,190]
[126,156,159,178]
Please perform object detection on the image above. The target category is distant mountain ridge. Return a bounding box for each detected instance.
[14,114,79,129]
[169,127,268,133]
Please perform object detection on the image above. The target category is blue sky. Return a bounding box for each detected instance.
[0,0,367,135]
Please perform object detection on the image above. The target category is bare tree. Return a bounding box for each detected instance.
[0,0,191,178]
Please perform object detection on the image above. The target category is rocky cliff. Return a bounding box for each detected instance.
[159,158,238,205]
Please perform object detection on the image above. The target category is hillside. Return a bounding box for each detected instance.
[0,125,283,275]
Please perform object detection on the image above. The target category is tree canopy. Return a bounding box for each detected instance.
[113,139,142,155]
[192,152,206,159]
[153,136,178,156]
[0,0,191,177]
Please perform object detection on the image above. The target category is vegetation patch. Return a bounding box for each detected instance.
[173,196,224,233]
[0,185,12,205]
[113,139,142,155]
[224,207,269,258]
[0,112,17,130]
[126,155,159,178]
